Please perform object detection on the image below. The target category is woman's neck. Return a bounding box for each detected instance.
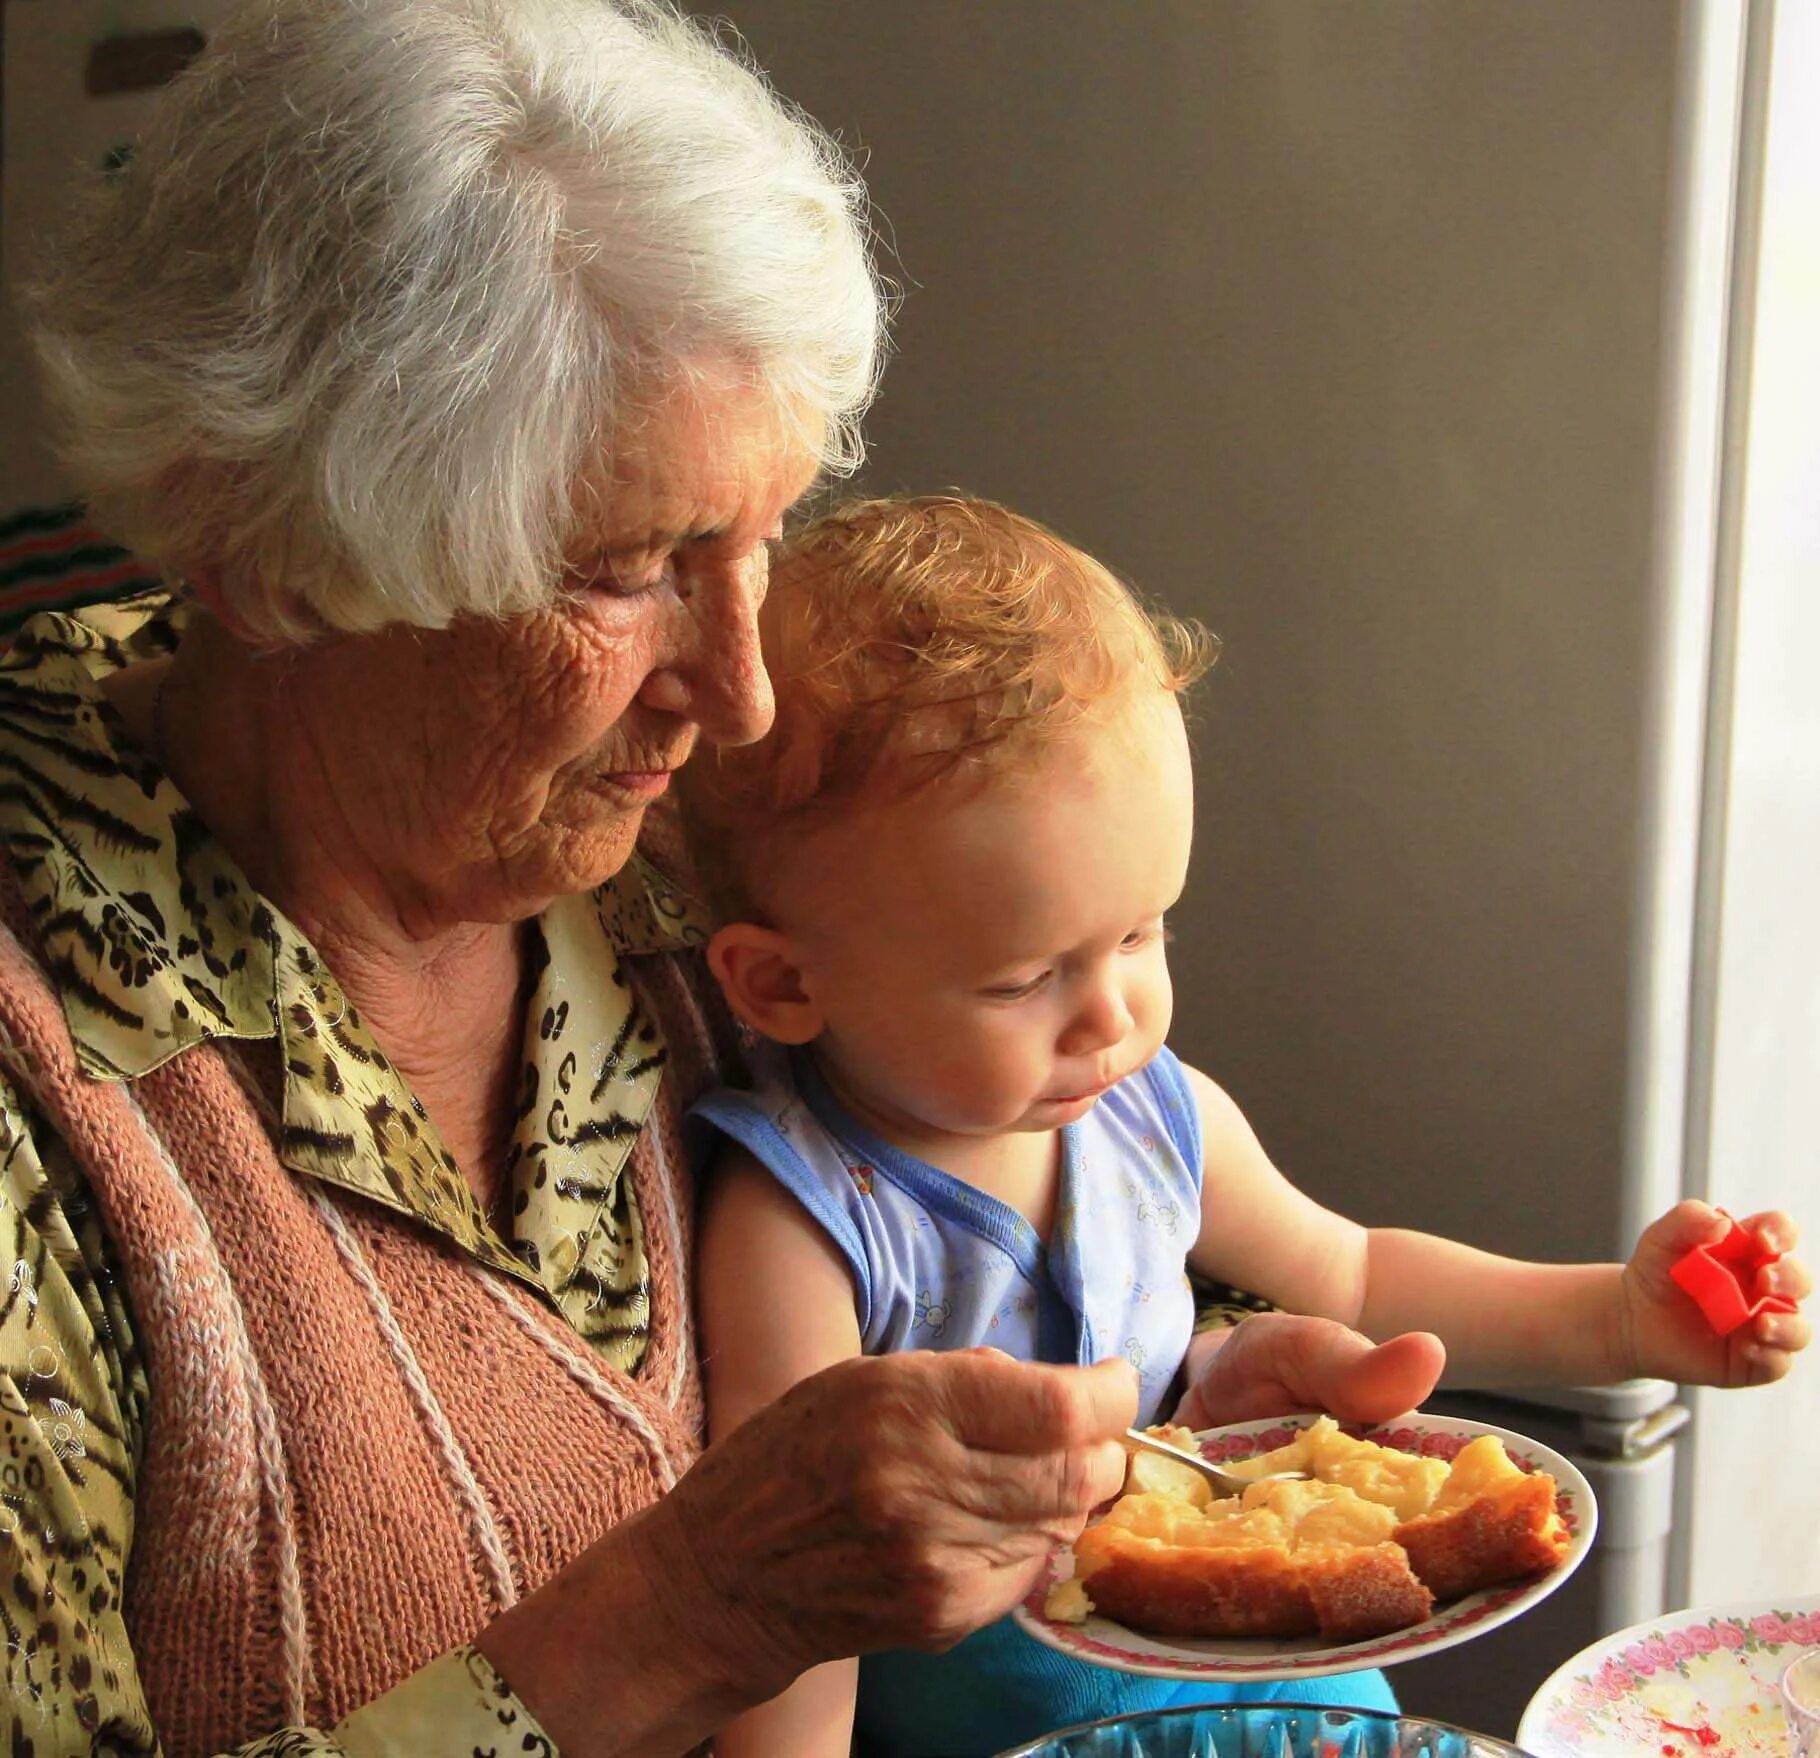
[311,919,532,1219]
[105,623,531,1208]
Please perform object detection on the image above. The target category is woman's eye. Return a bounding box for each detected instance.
[610,555,677,596]
[982,971,1052,1001]
[568,555,673,598]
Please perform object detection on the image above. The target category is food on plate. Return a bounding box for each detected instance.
[1043,1576,1094,1623]
[1394,1430,1570,1600]
[1061,1475,1434,1642]
[1046,1418,1569,1642]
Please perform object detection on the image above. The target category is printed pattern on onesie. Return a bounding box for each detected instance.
[688,1043,1203,1424]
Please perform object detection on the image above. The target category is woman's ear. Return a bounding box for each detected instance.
[707,922,824,1045]
[182,565,319,649]
[178,568,268,647]
[181,567,232,621]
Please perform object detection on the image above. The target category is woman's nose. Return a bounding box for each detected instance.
[1057,979,1134,1057]
[636,551,775,745]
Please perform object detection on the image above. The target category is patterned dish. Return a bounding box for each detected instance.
[1518,1593,1820,1758]
[996,1700,1533,1757]
[1012,1411,1597,1683]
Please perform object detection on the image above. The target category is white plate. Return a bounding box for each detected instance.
[1519,1593,1820,1758]
[1012,1411,1597,1684]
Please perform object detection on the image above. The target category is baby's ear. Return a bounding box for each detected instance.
[706,922,823,1045]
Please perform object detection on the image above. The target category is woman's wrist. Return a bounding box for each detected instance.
[474,1499,764,1758]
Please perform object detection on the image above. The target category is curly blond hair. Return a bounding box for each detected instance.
[681,494,1216,918]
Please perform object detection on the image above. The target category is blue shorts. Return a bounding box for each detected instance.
[856,1615,1399,1757]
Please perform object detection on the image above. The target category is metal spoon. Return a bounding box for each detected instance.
[1122,1428,1311,1497]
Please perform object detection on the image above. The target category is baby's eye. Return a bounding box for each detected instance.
[1121,921,1171,951]
[981,970,1052,1001]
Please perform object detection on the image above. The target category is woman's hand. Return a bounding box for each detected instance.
[654,1348,1137,1690]
[1171,1312,1446,1432]
[478,1348,1136,1755]
[1620,1201,1811,1387]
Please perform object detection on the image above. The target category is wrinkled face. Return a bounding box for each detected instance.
[782,691,1194,1144]
[313,376,820,925]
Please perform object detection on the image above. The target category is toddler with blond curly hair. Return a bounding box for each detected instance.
[682,495,1808,1758]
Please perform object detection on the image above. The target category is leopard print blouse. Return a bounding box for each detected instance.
[0,592,710,1754]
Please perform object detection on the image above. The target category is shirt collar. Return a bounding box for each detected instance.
[0,593,709,1350]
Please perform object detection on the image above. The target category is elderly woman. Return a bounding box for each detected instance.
[0,2,1441,1753]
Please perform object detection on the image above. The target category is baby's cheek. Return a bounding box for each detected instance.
[937,1034,1040,1121]
[876,1032,973,1110]
[1134,964,1176,1051]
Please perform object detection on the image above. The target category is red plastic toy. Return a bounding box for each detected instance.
[1669,1211,1799,1337]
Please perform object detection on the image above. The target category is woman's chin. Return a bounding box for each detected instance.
[552,819,651,900]
[454,817,650,922]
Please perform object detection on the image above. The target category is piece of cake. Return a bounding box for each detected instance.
[1049,1418,1570,1642]
[1223,1416,1450,1522]
[1063,1476,1434,1640]
[1393,1433,1571,1599]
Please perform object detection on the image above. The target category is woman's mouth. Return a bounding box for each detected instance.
[590,736,695,803]
[599,768,675,800]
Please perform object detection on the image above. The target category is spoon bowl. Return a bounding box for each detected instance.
[1121,1427,1310,1497]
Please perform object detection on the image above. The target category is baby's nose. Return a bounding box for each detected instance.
[1061,985,1134,1054]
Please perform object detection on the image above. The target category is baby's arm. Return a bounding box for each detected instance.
[697,1144,865,1758]
[1181,1064,1810,1388]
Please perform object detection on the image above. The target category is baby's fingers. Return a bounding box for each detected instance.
[1750,1305,1811,1360]
[1639,1199,1729,1265]
[1739,1343,1798,1386]
[1733,1305,1810,1386]
[1735,1208,1802,1263]
[1762,1253,1812,1304]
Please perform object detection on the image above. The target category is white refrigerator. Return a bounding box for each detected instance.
[703,0,1820,1738]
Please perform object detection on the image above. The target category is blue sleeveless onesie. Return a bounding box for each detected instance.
[689,1045,1397,1756]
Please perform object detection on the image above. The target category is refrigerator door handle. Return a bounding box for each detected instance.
[1583,1401,1692,1461]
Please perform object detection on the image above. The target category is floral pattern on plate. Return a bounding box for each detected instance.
[1519,1595,1820,1758]
[1013,1411,1597,1683]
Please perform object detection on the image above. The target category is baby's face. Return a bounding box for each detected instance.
[779,690,1194,1145]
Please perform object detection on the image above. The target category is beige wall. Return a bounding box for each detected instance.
[2,0,236,507]
[1,8,1685,1253]
[716,0,1680,1259]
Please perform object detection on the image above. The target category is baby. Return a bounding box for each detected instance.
[682,495,1810,1758]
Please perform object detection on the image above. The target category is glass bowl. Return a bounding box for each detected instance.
[993,1703,1534,1758]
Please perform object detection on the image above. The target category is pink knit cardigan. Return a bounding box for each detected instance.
[0,873,717,1755]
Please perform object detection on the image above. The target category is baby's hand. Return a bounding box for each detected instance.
[1621,1201,1811,1387]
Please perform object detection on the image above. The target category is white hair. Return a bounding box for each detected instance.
[26,0,886,642]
